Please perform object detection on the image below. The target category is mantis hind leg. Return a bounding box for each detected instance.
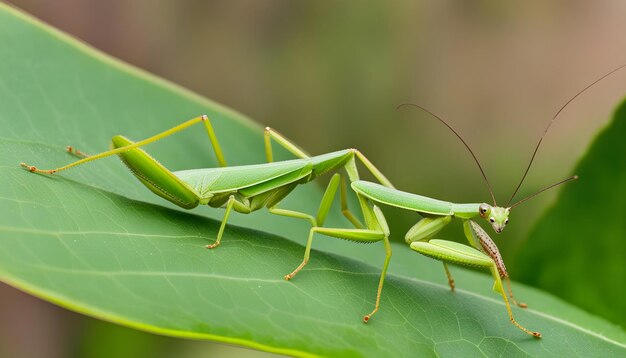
[20,115,227,174]
[264,127,310,162]
[464,220,527,308]
[111,135,201,209]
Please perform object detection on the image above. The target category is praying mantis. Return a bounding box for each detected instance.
[19,65,625,339]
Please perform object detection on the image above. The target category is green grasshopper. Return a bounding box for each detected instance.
[20,65,624,339]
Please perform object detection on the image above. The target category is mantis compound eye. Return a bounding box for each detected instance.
[479,203,490,218]
[489,217,495,223]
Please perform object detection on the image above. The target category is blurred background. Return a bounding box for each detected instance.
[2,1,626,357]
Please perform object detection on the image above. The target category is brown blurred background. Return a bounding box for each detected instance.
[2,1,626,357]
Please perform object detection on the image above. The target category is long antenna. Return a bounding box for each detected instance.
[510,175,578,209]
[506,64,626,206]
[397,103,497,206]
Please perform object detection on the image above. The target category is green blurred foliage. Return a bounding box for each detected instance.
[514,100,626,329]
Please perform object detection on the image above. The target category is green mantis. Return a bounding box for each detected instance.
[13,114,555,339]
[19,64,625,339]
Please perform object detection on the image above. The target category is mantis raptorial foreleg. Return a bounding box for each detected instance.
[465,221,527,308]
[404,216,528,308]
[409,236,541,338]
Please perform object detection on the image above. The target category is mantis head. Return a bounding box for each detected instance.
[398,83,594,234]
[479,204,510,233]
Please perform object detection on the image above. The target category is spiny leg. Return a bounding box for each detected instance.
[464,220,527,308]
[21,115,227,174]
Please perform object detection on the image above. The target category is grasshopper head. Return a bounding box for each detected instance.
[479,204,510,233]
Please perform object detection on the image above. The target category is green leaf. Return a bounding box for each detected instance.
[1,4,625,357]
[513,98,626,330]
